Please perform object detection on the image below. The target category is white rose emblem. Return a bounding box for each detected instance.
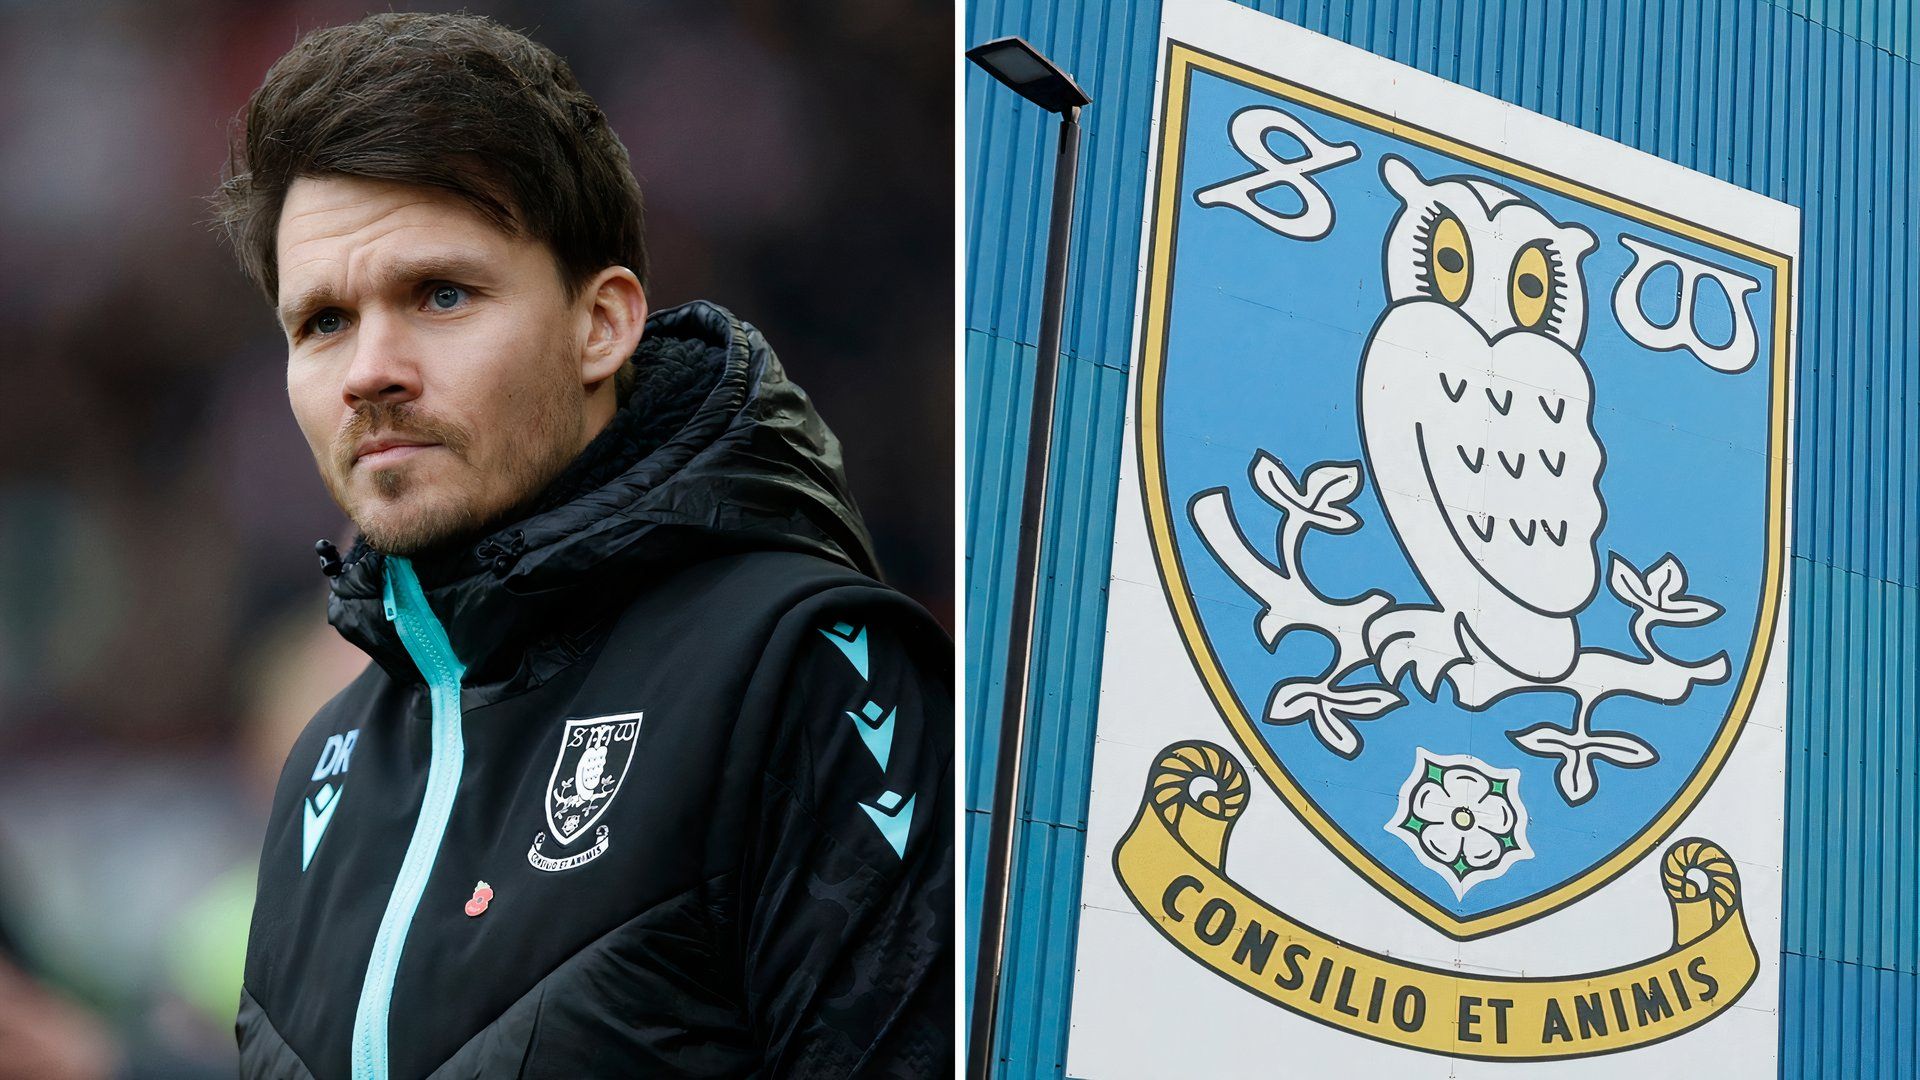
[1388,752,1532,898]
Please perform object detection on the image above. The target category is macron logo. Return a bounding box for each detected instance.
[301,730,358,872]
[302,783,341,871]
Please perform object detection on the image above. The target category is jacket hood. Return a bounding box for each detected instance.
[323,300,880,687]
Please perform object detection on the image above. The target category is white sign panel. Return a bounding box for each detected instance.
[1066,1,1796,1075]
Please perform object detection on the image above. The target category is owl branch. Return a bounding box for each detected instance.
[1459,552,1731,804]
[1194,448,1731,795]
[1190,453,1398,758]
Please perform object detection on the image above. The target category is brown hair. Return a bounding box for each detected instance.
[209,11,646,307]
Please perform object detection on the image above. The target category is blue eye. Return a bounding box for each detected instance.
[311,311,345,336]
[429,284,467,310]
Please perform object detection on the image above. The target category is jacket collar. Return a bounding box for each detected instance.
[323,300,878,689]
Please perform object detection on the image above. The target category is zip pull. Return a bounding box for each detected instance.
[314,539,345,577]
[476,528,528,576]
[382,561,399,622]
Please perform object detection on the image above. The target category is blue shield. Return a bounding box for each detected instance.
[1140,46,1790,937]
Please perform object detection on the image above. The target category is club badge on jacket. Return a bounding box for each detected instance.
[527,711,643,872]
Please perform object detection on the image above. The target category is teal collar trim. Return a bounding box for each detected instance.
[350,555,468,1080]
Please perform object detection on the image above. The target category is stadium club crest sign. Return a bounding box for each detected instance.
[1065,0,1795,1074]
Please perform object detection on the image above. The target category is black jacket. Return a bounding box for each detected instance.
[237,302,953,1079]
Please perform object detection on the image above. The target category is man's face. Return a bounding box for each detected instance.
[277,176,591,556]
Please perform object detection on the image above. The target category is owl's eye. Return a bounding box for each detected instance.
[1508,242,1556,330]
[1424,212,1472,305]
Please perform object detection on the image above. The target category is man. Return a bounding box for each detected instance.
[210,12,952,1078]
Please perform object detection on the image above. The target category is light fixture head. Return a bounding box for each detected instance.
[966,36,1090,115]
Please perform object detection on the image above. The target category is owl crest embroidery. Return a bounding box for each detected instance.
[1359,154,1604,690]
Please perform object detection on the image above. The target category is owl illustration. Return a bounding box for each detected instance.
[575,744,608,796]
[1358,155,1605,692]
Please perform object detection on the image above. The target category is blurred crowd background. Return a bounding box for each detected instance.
[0,0,952,1075]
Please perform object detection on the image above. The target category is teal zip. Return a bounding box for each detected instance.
[350,555,467,1080]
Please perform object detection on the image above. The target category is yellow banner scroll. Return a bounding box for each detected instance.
[1113,743,1759,1061]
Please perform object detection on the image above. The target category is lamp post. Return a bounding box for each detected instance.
[964,35,1089,1080]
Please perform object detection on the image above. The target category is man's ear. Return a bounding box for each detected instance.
[578,266,647,390]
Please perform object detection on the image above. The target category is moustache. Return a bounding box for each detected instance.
[333,402,472,473]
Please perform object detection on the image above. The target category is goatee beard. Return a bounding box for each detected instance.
[326,385,585,558]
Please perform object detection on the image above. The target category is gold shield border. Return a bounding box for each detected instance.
[1135,42,1793,940]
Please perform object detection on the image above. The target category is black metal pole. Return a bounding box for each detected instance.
[967,105,1081,1080]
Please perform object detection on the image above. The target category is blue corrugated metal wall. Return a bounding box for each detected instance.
[965,0,1919,1075]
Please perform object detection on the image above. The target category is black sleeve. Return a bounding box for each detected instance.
[744,599,954,1078]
